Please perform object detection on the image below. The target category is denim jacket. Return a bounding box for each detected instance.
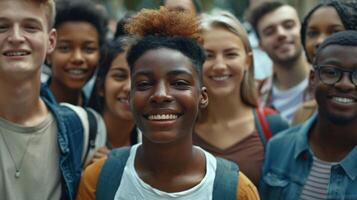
[41,84,84,200]
[259,114,357,200]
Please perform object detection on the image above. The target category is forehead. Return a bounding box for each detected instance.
[164,0,195,13]
[317,45,357,67]
[110,52,129,69]
[308,6,344,28]
[56,21,99,41]
[133,48,195,76]
[203,27,244,50]
[258,5,299,31]
[0,0,48,28]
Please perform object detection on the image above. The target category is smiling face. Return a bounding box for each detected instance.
[257,5,302,65]
[49,21,99,91]
[312,45,357,125]
[202,27,250,98]
[103,51,133,120]
[304,6,345,62]
[0,0,56,81]
[130,48,207,143]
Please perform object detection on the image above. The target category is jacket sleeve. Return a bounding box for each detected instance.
[76,158,106,200]
[237,172,260,200]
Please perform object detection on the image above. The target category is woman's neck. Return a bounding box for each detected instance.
[49,80,82,105]
[199,93,252,124]
[103,111,135,148]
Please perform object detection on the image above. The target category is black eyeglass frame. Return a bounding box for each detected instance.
[313,65,357,87]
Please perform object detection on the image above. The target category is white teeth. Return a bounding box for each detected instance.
[4,51,29,56]
[333,97,354,104]
[68,69,85,75]
[212,75,229,81]
[148,114,178,120]
[118,98,128,103]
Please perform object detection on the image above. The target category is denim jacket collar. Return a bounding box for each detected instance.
[339,147,357,180]
[293,113,317,160]
[293,113,357,180]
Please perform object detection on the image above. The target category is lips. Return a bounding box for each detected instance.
[144,110,182,121]
[147,114,179,120]
[3,50,30,57]
[211,75,230,81]
[331,96,356,104]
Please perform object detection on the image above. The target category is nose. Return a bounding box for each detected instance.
[334,72,356,91]
[8,25,25,44]
[123,79,131,94]
[149,81,173,104]
[276,26,288,41]
[314,33,328,50]
[211,54,227,72]
[70,48,85,65]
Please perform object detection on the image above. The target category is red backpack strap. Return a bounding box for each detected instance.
[256,108,273,140]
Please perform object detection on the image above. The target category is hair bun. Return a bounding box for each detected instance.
[125,7,201,41]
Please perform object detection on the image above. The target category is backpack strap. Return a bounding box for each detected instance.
[213,157,239,200]
[254,108,289,147]
[96,147,131,200]
[82,108,98,167]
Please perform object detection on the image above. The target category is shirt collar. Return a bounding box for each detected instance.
[293,113,317,159]
[339,146,357,180]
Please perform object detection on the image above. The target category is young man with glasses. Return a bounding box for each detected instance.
[259,31,357,200]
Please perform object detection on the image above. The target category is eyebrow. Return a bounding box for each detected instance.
[132,68,194,78]
[132,70,153,79]
[167,69,193,77]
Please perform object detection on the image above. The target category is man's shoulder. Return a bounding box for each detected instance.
[267,121,310,154]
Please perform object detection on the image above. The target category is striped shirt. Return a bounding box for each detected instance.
[300,157,334,200]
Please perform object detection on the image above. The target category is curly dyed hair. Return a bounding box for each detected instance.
[301,0,357,63]
[125,7,205,84]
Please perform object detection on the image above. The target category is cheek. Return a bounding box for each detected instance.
[50,52,69,68]
[87,53,100,68]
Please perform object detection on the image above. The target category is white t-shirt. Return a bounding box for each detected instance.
[272,78,308,123]
[114,144,217,200]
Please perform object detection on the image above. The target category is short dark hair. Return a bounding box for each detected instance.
[314,30,357,65]
[161,0,203,14]
[89,36,137,113]
[301,1,357,63]
[248,1,285,39]
[55,0,108,46]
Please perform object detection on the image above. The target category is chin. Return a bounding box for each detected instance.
[326,113,356,126]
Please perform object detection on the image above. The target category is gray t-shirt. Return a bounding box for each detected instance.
[0,113,61,200]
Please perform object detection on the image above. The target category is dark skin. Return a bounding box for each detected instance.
[49,82,83,105]
[129,48,209,192]
[308,45,357,162]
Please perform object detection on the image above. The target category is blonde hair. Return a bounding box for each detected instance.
[200,10,258,107]
[31,0,55,29]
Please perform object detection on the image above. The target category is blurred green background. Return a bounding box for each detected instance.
[95,0,320,21]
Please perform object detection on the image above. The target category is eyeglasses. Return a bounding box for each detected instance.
[314,65,357,86]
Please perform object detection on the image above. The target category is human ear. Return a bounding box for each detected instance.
[199,87,208,109]
[245,51,253,71]
[47,29,57,54]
